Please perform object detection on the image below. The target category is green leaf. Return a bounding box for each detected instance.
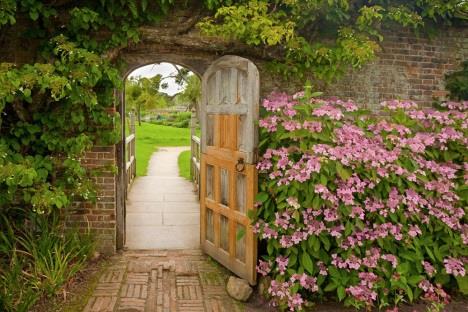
[301,252,314,274]
[320,235,331,251]
[397,262,411,275]
[324,282,337,292]
[336,163,351,180]
[407,275,424,286]
[236,227,245,241]
[337,286,346,301]
[256,192,269,203]
[456,276,468,295]
[29,10,39,21]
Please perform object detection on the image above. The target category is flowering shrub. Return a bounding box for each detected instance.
[254,90,467,311]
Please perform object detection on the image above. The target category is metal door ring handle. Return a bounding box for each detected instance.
[236,158,245,172]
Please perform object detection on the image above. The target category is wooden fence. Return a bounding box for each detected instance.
[190,109,201,194]
[126,112,136,190]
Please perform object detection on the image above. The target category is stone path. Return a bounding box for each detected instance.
[125,147,199,249]
[84,148,264,311]
[83,249,263,312]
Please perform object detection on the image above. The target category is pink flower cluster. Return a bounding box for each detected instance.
[331,248,398,271]
[256,94,467,311]
[418,280,450,304]
[257,148,321,185]
[444,257,466,277]
[268,273,319,311]
[346,272,379,307]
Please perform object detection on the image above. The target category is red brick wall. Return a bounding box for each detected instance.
[326,27,468,109]
[67,146,117,255]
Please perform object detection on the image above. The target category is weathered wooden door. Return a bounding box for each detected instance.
[200,56,259,285]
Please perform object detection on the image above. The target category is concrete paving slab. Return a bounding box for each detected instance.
[125,146,199,250]
[126,212,163,226]
[125,225,200,249]
[126,202,164,213]
[163,212,199,226]
[163,201,199,212]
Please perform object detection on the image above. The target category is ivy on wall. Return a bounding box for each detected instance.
[0,0,178,219]
[199,0,468,81]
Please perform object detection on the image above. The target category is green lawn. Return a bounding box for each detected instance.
[135,123,192,176]
[178,150,192,180]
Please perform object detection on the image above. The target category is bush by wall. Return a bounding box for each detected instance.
[254,90,467,311]
[445,61,468,101]
[149,111,192,128]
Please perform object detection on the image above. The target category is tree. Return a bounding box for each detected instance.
[125,75,169,125]
[174,74,201,110]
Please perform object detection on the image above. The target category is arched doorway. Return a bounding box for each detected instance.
[119,62,202,250]
[116,55,260,284]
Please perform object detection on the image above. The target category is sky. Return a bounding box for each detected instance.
[128,62,191,96]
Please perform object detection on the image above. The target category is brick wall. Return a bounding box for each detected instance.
[67,146,117,255]
[326,27,468,109]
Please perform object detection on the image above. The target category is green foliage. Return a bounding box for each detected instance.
[175,74,201,109]
[0,37,120,216]
[445,60,468,100]
[150,111,192,128]
[126,75,171,124]
[0,213,95,312]
[0,0,16,26]
[199,0,467,81]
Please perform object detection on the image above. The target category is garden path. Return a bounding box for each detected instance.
[82,149,269,311]
[125,146,199,249]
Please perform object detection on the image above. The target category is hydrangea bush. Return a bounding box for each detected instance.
[254,90,467,311]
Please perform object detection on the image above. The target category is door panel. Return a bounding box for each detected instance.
[200,56,259,285]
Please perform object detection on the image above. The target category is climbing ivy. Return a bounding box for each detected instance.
[0,36,121,215]
[199,0,468,81]
[0,0,175,218]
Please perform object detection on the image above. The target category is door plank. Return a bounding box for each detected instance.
[200,55,259,285]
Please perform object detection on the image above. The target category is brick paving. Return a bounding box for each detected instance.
[83,249,255,312]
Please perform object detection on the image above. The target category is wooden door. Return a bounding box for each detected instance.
[200,56,259,285]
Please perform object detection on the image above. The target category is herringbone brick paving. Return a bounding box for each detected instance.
[83,249,259,312]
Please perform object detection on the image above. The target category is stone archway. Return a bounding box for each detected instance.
[111,2,282,250]
[116,60,204,249]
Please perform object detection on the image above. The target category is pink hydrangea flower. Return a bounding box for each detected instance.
[444,257,466,277]
[257,259,271,276]
[408,224,422,237]
[381,254,398,268]
[276,256,289,275]
[422,261,436,277]
[286,197,300,209]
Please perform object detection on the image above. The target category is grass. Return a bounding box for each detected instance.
[178,150,192,180]
[135,123,192,176]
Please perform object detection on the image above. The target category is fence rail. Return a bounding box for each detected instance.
[126,113,136,190]
[191,135,201,193]
[190,108,201,194]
